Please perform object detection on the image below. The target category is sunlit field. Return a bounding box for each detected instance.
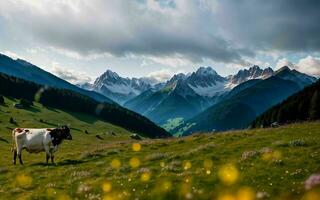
[1,97,320,200]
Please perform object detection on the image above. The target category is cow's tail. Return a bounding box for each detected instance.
[11,129,16,152]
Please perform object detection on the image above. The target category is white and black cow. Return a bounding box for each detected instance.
[12,126,72,165]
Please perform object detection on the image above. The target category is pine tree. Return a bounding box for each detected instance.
[309,90,320,120]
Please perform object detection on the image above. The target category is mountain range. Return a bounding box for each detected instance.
[1,52,317,135]
[79,66,275,126]
[82,66,275,105]
[174,66,317,135]
[124,66,276,125]
[80,70,159,104]
[80,65,317,132]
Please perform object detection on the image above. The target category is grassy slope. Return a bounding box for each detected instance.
[0,97,320,199]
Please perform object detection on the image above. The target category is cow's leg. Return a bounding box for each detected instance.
[51,155,54,163]
[46,153,50,164]
[49,147,56,164]
[18,153,23,165]
[17,147,23,165]
[45,146,51,165]
[13,149,17,165]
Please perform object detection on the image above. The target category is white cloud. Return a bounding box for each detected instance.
[275,58,295,70]
[275,56,320,77]
[142,54,195,68]
[225,58,270,70]
[0,0,251,64]
[0,50,25,60]
[147,69,177,82]
[296,56,320,77]
[50,62,93,84]
[26,47,47,54]
[49,47,112,61]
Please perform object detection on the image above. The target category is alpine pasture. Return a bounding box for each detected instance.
[0,97,320,199]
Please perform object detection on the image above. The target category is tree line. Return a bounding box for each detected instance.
[251,79,320,128]
[0,72,170,138]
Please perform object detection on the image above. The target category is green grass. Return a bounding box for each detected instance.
[1,97,320,200]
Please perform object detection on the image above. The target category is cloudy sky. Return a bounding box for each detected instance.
[0,0,320,83]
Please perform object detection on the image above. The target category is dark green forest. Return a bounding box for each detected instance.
[251,79,320,128]
[0,72,170,138]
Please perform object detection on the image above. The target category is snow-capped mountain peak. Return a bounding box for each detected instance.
[81,65,279,104]
[87,69,155,104]
[99,70,118,80]
[188,67,225,86]
[228,65,274,87]
[195,66,218,76]
[105,69,119,78]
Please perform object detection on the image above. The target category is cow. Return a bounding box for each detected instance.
[12,126,72,165]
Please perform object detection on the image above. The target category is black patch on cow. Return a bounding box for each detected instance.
[49,129,64,146]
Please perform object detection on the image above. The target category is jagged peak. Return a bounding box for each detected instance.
[170,73,187,81]
[247,65,261,72]
[251,65,260,70]
[102,69,120,78]
[263,67,274,71]
[195,66,218,76]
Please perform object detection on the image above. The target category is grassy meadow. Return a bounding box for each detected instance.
[0,97,320,200]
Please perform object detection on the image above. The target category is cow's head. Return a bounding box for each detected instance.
[60,125,72,140]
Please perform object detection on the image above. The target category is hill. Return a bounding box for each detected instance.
[0,96,134,140]
[252,79,320,128]
[0,72,170,138]
[0,116,319,199]
[0,53,114,104]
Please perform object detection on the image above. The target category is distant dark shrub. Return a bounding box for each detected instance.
[0,95,4,104]
[19,98,33,107]
[9,117,16,124]
[95,135,104,140]
[177,139,185,144]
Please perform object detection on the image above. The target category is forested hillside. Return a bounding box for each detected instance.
[0,72,170,138]
[0,54,114,103]
[252,79,320,128]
